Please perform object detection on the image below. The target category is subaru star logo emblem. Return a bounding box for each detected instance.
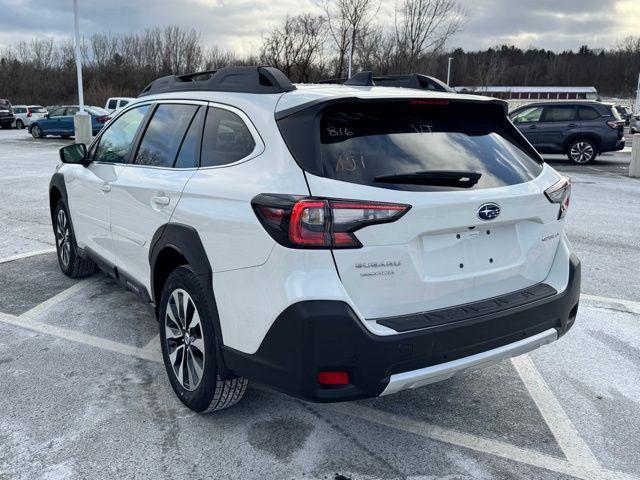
[477,203,500,221]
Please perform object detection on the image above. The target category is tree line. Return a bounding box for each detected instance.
[1,0,638,106]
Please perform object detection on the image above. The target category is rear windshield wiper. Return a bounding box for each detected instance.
[374,170,482,188]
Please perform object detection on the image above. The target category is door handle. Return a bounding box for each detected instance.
[151,195,171,206]
[100,183,111,193]
[527,125,537,129]
[568,123,578,127]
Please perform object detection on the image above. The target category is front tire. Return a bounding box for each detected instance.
[31,124,43,138]
[53,201,97,278]
[159,266,248,413]
[567,139,597,164]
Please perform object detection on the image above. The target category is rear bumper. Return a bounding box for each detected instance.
[222,254,580,402]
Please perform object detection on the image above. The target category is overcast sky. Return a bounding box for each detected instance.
[1,0,638,54]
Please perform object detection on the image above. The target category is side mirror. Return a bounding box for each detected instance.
[59,143,89,167]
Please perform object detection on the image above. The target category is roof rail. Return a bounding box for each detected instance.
[344,71,374,86]
[320,72,455,93]
[138,66,296,97]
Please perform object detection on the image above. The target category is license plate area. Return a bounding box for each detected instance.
[421,224,521,279]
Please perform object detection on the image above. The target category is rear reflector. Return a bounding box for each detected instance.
[317,371,349,386]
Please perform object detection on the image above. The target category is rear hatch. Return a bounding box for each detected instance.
[277,98,565,319]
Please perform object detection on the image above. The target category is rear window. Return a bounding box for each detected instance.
[279,100,542,191]
[29,106,46,113]
[578,106,600,120]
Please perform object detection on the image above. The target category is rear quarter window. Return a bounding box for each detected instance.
[200,107,256,167]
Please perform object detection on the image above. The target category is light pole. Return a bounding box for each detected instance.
[73,0,91,145]
[446,57,453,86]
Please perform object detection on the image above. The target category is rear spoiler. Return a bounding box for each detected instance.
[275,95,508,121]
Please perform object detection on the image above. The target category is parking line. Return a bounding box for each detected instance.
[511,355,600,469]
[582,294,640,315]
[19,277,99,319]
[0,248,56,265]
[141,334,160,353]
[0,309,638,480]
[330,403,637,480]
[0,311,161,364]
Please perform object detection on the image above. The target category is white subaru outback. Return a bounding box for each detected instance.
[50,66,580,413]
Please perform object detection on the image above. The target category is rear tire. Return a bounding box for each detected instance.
[159,265,248,413]
[16,119,24,129]
[31,125,43,138]
[567,139,597,164]
[53,200,97,278]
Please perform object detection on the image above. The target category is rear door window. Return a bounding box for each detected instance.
[134,103,198,168]
[200,107,256,167]
[278,100,541,191]
[541,106,576,122]
[175,107,205,169]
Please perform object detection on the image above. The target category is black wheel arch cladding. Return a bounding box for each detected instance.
[149,223,235,380]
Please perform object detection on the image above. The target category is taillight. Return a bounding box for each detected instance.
[606,120,622,129]
[27,109,32,117]
[252,194,410,249]
[545,177,571,219]
[96,116,111,123]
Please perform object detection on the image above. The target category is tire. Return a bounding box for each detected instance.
[53,200,98,278]
[567,139,597,164]
[31,124,43,138]
[159,265,248,413]
[16,119,24,129]
[0,123,10,129]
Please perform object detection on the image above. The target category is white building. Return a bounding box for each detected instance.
[454,86,598,101]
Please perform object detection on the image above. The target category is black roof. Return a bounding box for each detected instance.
[318,72,455,93]
[138,66,296,97]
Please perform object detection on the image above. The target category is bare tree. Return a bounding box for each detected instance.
[260,14,326,82]
[322,0,380,77]
[474,47,507,89]
[394,0,467,71]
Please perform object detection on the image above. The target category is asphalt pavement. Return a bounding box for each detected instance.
[0,128,639,480]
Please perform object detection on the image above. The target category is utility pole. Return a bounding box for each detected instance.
[635,71,640,114]
[446,57,453,86]
[73,0,91,145]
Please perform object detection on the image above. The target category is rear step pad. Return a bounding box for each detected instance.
[376,283,558,333]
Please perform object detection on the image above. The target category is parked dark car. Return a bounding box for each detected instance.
[0,99,15,129]
[509,101,625,164]
[29,106,111,139]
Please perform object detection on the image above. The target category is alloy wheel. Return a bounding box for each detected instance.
[570,142,594,163]
[32,126,41,138]
[55,209,71,268]
[165,289,205,391]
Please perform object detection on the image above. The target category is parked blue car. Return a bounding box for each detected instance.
[29,106,111,139]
